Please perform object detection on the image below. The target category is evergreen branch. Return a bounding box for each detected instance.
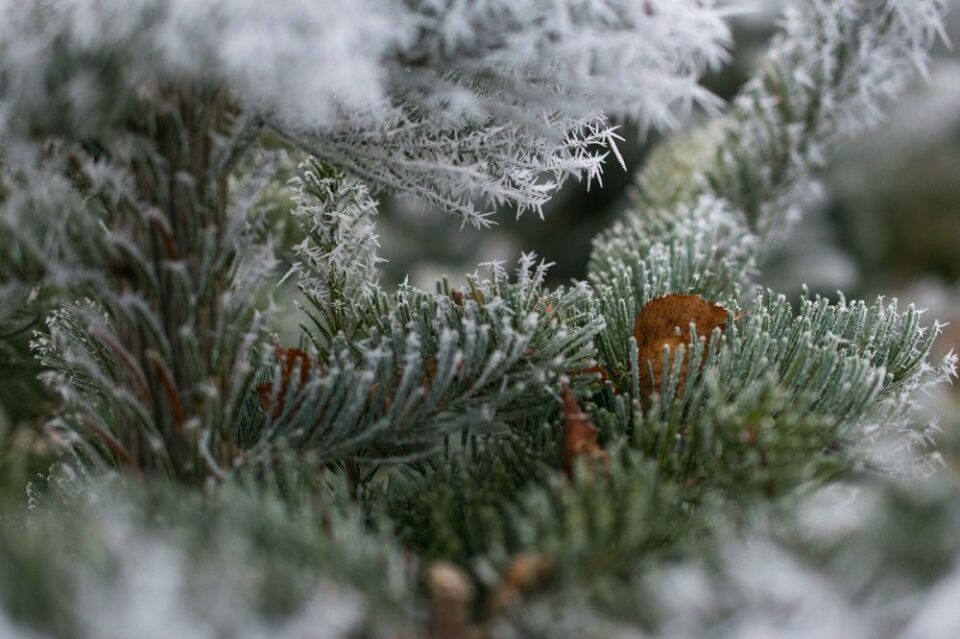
[250,251,605,464]
[586,0,951,471]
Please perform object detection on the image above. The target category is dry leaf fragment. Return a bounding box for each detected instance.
[561,385,609,476]
[633,294,727,406]
[426,561,476,639]
[489,553,555,614]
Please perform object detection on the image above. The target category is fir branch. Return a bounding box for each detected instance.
[250,254,604,464]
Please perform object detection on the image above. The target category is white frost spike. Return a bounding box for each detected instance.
[291,162,384,310]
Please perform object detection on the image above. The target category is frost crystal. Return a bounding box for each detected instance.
[0,0,731,225]
[291,162,383,309]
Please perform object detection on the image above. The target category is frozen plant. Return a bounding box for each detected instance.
[0,0,957,637]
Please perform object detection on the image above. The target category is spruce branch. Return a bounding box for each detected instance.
[250,246,605,464]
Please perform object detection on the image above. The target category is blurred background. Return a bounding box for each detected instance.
[375,0,960,446]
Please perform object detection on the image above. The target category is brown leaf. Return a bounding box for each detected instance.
[488,553,555,615]
[633,294,728,406]
[426,561,476,639]
[561,385,609,476]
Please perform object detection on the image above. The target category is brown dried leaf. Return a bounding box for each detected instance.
[633,294,728,406]
[561,385,609,476]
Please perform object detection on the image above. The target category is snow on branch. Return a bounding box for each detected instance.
[290,161,384,313]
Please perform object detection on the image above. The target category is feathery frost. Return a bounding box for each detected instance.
[290,162,383,310]
[0,0,731,227]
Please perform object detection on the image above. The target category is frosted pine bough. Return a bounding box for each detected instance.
[1,0,959,638]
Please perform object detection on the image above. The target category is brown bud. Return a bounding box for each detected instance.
[426,561,475,639]
[561,386,609,477]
